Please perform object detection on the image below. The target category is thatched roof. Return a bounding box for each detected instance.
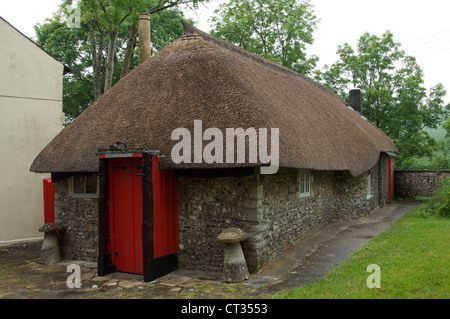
[30,21,396,177]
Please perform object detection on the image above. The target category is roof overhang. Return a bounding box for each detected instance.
[385,151,396,157]
[97,150,160,159]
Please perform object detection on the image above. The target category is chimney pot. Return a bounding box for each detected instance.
[349,88,361,114]
[138,12,151,65]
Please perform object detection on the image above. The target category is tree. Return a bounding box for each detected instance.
[319,31,448,168]
[34,16,95,121]
[210,0,319,76]
[34,1,189,121]
[60,0,209,99]
[75,0,150,94]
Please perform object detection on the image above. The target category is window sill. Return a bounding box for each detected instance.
[69,194,99,199]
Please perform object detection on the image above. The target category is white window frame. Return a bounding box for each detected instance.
[299,170,311,198]
[366,172,373,200]
[69,176,100,198]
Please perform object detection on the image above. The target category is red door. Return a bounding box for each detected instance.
[108,157,143,274]
[387,157,394,200]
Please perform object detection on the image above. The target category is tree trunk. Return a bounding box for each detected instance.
[120,21,138,79]
[104,30,118,92]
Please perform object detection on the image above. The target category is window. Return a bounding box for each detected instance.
[70,176,99,197]
[367,172,373,200]
[299,170,311,198]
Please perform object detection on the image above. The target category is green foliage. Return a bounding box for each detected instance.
[210,0,319,76]
[34,16,96,120]
[402,119,450,170]
[34,1,189,121]
[319,31,448,169]
[413,195,431,203]
[443,115,450,137]
[77,0,148,31]
[419,177,450,217]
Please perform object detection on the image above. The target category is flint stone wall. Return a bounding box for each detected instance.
[394,170,450,199]
[53,178,98,261]
[178,163,381,273]
[52,159,385,272]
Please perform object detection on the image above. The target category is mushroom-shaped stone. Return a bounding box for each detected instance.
[38,222,65,233]
[217,228,248,244]
[217,228,249,283]
[38,222,65,265]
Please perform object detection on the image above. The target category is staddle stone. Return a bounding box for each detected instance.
[38,222,65,264]
[217,228,249,283]
[217,228,248,244]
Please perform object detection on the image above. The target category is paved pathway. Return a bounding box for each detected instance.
[0,202,416,299]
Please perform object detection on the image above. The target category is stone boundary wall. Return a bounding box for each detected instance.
[394,170,450,199]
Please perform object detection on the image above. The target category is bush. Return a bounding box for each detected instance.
[413,195,431,202]
[423,177,450,217]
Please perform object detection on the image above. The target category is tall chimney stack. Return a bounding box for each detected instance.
[138,12,151,65]
[349,88,361,114]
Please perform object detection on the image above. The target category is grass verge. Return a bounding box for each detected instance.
[273,204,449,299]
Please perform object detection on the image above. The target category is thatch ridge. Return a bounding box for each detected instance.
[180,20,336,99]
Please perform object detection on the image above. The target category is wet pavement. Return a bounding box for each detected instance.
[0,201,416,299]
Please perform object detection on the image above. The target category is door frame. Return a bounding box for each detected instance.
[97,150,178,282]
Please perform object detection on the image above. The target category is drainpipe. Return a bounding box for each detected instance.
[138,12,151,65]
[349,88,362,114]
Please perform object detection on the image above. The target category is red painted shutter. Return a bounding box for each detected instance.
[152,155,179,258]
[43,178,54,224]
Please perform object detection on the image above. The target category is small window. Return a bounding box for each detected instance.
[70,176,99,197]
[299,170,311,198]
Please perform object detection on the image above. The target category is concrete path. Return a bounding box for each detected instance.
[252,201,416,296]
[0,201,416,299]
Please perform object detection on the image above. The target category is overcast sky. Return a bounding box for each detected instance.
[1,0,449,103]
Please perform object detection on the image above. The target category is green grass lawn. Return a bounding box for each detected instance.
[274,205,450,299]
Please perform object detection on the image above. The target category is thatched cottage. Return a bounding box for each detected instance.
[30,21,397,281]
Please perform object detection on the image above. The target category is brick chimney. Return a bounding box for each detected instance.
[349,88,361,114]
[138,12,151,65]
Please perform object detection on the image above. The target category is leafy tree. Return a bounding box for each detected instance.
[34,17,94,121]
[57,0,208,100]
[319,31,448,168]
[210,0,319,76]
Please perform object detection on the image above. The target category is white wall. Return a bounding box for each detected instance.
[0,17,63,243]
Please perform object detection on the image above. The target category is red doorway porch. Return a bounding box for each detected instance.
[97,151,178,282]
